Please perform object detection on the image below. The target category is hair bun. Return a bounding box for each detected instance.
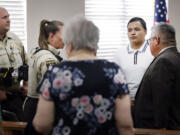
[45,22,48,27]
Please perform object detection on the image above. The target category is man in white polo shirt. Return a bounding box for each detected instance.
[114,17,154,99]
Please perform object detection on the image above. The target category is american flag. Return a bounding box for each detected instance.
[154,0,169,24]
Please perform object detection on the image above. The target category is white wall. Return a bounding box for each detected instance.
[27,0,84,53]
[169,0,180,51]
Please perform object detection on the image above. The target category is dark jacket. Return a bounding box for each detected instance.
[133,47,180,129]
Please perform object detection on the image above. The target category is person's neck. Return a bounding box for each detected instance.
[68,49,96,61]
[0,33,5,40]
[131,40,145,50]
[156,44,175,57]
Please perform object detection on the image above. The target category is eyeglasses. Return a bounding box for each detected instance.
[148,37,155,42]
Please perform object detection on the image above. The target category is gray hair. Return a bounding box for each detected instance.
[151,23,176,46]
[62,15,99,51]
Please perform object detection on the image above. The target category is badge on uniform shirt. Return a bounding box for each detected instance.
[12,69,18,77]
[45,60,57,69]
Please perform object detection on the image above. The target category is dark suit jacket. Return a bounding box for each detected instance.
[133,46,180,129]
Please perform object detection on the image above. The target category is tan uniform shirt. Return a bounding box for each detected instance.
[0,32,27,89]
[28,45,61,98]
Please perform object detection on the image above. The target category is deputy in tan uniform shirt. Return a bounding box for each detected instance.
[0,32,27,86]
[28,45,62,98]
[23,19,64,122]
[0,7,28,121]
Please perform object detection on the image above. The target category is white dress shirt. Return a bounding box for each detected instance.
[113,41,154,99]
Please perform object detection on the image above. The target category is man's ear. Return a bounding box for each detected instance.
[144,30,147,35]
[154,36,160,46]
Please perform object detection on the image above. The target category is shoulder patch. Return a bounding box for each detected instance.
[45,60,57,69]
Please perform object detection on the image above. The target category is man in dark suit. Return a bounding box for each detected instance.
[133,23,180,129]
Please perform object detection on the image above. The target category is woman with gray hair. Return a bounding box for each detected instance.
[32,15,133,135]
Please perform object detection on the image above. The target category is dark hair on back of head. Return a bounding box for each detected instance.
[127,17,147,30]
[38,19,64,49]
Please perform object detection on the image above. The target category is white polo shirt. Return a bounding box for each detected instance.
[113,41,154,99]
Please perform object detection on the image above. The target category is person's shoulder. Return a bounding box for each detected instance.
[34,48,53,56]
[159,48,180,63]
[114,45,128,56]
[98,59,121,69]
[117,45,127,51]
[6,32,23,49]
[32,48,56,62]
[113,45,128,63]
[6,32,20,40]
[98,59,126,81]
[158,47,176,58]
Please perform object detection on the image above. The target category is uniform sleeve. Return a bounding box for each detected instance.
[36,55,58,79]
[150,58,175,128]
